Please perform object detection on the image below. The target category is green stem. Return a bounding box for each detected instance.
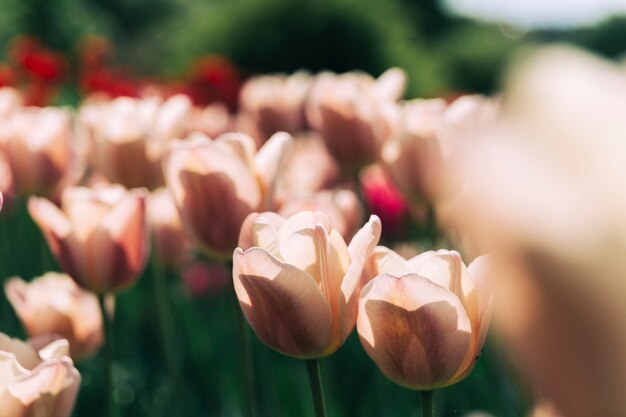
[99,293,117,417]
[235,296,258,417]
[151,251,184,409]
[420,390,434,417]
[305,359,328,417]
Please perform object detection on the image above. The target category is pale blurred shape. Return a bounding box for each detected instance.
[448,45,626,417]
[0,333,80,417]
[5,273,103,359]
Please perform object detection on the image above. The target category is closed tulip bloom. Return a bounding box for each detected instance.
[5,273,103,359]
[239,71,311,141]
[80,94,192,189]
[147,187,189,267]
[278,189,362,241]
[1,107,74,197]
[358,248,493,390]
[306,68,405,173]
[28,184,148,293]
[234,211,381,358]
[166,131,292,258]
[382,95,497,204]
[0,334,80,417]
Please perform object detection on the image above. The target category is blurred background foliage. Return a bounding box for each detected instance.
[1,0,625,100]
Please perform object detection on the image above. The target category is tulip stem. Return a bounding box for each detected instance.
[235,297,258,417]
[99,293,118,417]
[305,359,328,417]
[420,390,434,417]
[151,251,184,410]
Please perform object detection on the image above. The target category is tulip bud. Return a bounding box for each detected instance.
[233,211,381,359]
[5,273,103,359]
[239,71,311,141]
[165,131,292,259]
[147,187,189,267]
[306,69,404,173]
[0,333,80,417]
[358,248,493,390]
[80,95,192,189]
[1,106,75,197]
[28,184,149,293]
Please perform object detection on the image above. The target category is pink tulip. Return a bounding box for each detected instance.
[147,187,189,267]
[358,248,492,390]
[5,273,103,359]
[306,69,405,173]
[1,106,75,197]
[239,71,311,141]
[233,211,381,358]
[165,131,292,259]
[28,184,148,293]
[0,333,80,417]
[80,94,192,189]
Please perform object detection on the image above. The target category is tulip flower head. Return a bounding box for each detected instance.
[306,68,405,173]
[0,333,80,417]
[234,211,381,359]
[166,131,292,259]
[80,94,192,189]
[1,106,74,197]
[358,248,493,390]
[28,184,148,293]
[5,272,103,359]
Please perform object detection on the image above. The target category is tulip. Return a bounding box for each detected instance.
[272,133,339,209]
[358,248,492,390]
[0,87,23,120]
[239,71,311,141]
[185,102,235,139]
[147,187,189,267]
[5,272,103,359]
[80,94,192,189]
[233,211,381,358]
[0,333,80,417]
[28,184,148,293]
[381,95,497,205]
[306,68,405,173]
[1,106,75,197]
[166,131,292,259]
[445,46,626,417]
[278,189,362,241]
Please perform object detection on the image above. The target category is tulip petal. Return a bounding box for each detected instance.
[365,246,411,279]
[254,131,293,207]
[337,215,381,342]
[357,273,472,390]
[233,248,332,358]
[238,211,285,250]
[407,250,464,297]
[278,211,330,243]
[467,254,494,349]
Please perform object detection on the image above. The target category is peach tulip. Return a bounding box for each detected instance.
[1,106,75,197]
[5,273,103,359]
[278,189,362,241]
[306,68,405,173]
[239,71,311,141]
[165,131,292,259]
[446,46,626,417]
[233,211,381,359]
[80,94,192,189]
[0,333,80,417]
[147,187,189,267]
[382,95,497,204]
[358,248,492,390]
[28,184,148,293]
